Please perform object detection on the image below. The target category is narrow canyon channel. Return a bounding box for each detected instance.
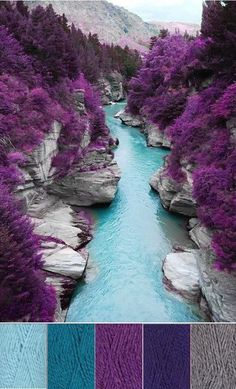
[67,102,203,322]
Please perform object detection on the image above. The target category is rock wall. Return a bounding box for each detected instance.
[98,71,125,105]
[151,166,236,322]
[115,109,171,148]
[150,168,197,217]
[16,90,120,321]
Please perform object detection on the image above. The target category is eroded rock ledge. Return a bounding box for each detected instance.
[150,167,236,322]
[115,109,171,148]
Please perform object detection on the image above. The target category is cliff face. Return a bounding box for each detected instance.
[98,71,126,105]
[17,90,120,321]
[28,0,159,51]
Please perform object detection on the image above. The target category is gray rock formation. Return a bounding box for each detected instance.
[116,109,144,127]
[98,72,125,105]
[142,122,171,148]
[163,213,236,321]
[152,163,236,321]
[150,168,197,216]
[143,123,164,147]
[189,220,236,322]
[115,110,171,148]
[26,121,61,184]
[48,161,121,206]
[163,249,201,302]
[26,191,91,320]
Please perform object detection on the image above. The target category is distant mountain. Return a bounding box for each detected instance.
[151,21,200,36]
[28,0,159,51]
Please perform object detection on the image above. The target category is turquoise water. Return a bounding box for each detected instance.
[67,103,202,322]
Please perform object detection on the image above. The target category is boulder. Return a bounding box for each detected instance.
[116,109,143,127]
[34,220,82,249]
[47,161,121,206]
[43,245,87,280]
[150,168,197,217]
[163,250,201,302]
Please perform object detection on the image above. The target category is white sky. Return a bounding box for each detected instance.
[109,0,203,23]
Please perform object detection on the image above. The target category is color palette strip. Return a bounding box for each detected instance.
[0,324,235,388]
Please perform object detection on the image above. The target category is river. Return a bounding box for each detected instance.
[67,102,203,322]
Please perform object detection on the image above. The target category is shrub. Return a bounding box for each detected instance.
[0,184,56,321]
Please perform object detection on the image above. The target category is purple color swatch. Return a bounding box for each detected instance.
[144,324,190,389]
[96,324,142,389]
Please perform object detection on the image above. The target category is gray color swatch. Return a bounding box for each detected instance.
[191,324,236,389]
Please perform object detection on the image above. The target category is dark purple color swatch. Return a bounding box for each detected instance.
[144,324,190,389]
[96,324,142,389]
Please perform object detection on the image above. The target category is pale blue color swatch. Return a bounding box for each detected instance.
[0,324,46,388]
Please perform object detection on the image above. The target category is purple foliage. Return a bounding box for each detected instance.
[127,1,236,270]
[0,1,138,320]
[0,74,62,152]
[0,184,56,321]
[127,34,191,122]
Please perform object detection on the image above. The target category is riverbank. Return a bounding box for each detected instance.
[16,90,121,322]
[115,107,236,322]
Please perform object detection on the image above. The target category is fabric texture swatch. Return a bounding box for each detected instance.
[191,324,236,389]
[144,324,190,389]
[96,324,142,389]
[48,324,94,389]
[0,324,46,388]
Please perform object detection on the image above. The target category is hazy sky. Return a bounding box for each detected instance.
[110,0,203,23]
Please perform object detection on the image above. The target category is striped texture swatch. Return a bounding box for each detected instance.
[191,324,236,389]
[48,324,94,389]
[0,324,46,388]
[96,324,142,389]
[144,324,190,389]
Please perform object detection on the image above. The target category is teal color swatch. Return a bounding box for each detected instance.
[48,324,94,389]
[0,324,46,388]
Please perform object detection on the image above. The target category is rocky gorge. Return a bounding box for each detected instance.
[116,108,236,322]
[16,86,121,321]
